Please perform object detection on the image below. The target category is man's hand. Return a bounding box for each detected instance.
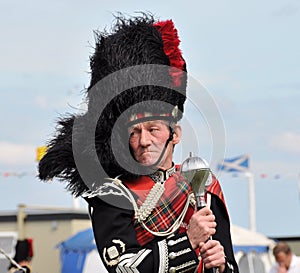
[277,265,287,273]
[186,207,226,272]
[13,266,31,273]
[200,240,226,272]
[186,207,216,249]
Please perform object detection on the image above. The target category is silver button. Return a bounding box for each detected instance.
[169,267,176,273]
[168,240,175,246]
[168,252,176,260]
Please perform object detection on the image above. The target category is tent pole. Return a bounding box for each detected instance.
[246,172,256,232]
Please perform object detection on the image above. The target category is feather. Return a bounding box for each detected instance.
[153,20,186,87]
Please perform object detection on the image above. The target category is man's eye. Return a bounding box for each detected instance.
[149,127,159,132]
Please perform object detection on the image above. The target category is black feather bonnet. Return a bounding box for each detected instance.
[38,14,187,196]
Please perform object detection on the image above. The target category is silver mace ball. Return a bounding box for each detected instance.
[180,153,212,210]
[181,154,218,273]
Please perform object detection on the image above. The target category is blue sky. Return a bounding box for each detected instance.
[0,0,299,237]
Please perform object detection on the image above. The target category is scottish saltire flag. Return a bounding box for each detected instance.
[217,154,250,172]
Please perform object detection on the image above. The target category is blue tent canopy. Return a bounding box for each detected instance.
[57,228,98,273]
[58,228,96,253]
[233,245,269,254]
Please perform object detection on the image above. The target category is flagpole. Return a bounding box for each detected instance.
[217,154,255,230]
[298,173,300,200]
[246,172,256,232]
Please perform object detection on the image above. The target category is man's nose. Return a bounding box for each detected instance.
[139,129,151,146]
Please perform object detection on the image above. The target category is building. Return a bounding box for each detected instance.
[0,204,91,273]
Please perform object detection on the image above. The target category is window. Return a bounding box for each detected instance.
[0,232,18,273]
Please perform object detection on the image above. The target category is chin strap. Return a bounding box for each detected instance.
[146,122,174,169]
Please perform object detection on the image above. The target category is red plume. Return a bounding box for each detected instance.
[153,20,185,87]
[27,238,34,258]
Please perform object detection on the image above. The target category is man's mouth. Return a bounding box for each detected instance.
[141,150,151,155]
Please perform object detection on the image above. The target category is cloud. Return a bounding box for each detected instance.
[269,82,300,91]
[0,141,36,166]
[270,132,300,154]
[33,92,85,111]
[272,3,299,16]
[35,95,48,109]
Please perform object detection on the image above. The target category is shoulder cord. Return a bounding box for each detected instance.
[135,182,165,222]
[140,193,192,237]
[111,177,139,212]
[111,177,192,237]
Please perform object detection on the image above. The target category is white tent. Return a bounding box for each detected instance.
[231,224,276,273]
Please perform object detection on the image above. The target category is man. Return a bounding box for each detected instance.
[39,14,238,273]
[269,242,300,273]
[8,239,33,273]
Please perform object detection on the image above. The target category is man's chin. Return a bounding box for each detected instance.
[140,161,156,167]
[139,158,159,168]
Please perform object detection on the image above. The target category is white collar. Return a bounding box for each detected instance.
[149,164,176,183]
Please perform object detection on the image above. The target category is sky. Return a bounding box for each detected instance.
[0,0,299,238]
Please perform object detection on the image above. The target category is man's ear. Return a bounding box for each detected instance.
[172,124,182,145]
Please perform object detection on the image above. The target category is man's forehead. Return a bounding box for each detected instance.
[129,119,169,129]
[276,252,288,260]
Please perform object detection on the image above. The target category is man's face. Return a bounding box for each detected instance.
[128,120,181,170]
[275,252,292,270]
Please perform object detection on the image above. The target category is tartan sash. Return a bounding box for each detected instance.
[125,171,193,246]
[124,169,228,249]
